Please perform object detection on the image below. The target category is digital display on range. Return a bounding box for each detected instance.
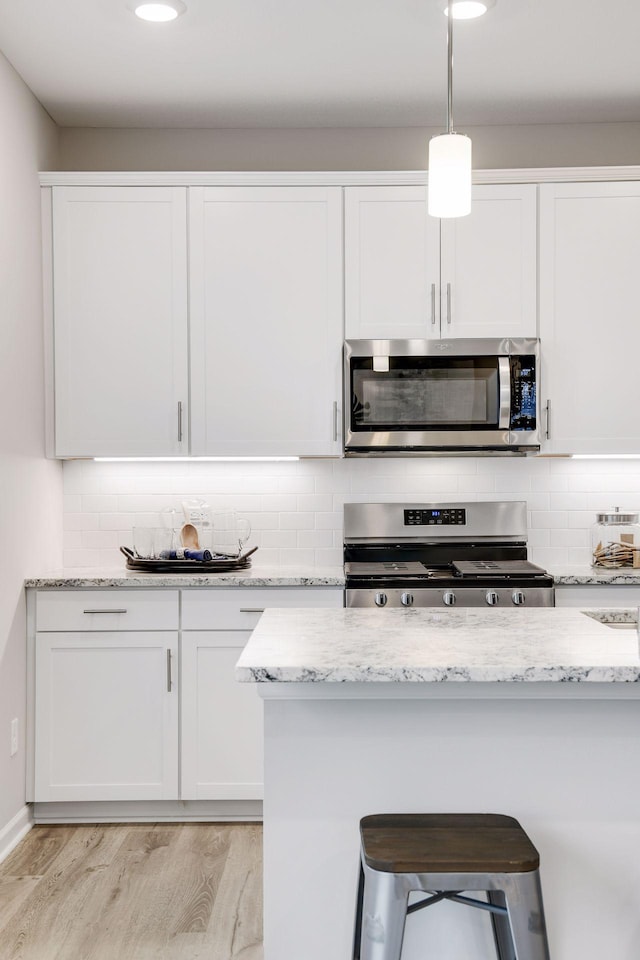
[404,508,466,526]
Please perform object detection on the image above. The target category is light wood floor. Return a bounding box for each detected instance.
[0,822,263,960]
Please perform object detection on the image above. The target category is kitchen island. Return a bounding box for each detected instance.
[236,607,640,960]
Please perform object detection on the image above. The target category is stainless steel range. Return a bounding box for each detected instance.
[344,501,554,608]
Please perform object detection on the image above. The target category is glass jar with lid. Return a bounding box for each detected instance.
[591,507,640,568]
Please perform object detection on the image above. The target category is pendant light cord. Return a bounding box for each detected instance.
[447,7,454,134]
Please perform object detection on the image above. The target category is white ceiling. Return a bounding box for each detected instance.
[0,0,638,129]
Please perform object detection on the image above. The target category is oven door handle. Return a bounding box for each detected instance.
[498,357,511,430]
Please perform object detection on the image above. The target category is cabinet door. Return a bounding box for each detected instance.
[344,186,441,339]
[34,632,178,801]
[181,632,263,801]
[51,186,189,457]
[189,186,344,456]
[440,184,537,340]
[539,182,640,454]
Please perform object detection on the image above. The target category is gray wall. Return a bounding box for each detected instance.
[56,121,640,171]
[0,51,61,844]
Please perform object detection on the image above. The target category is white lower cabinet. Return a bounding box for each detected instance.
[179,586,344,801]
[180,632,263,800]
[34,631,179,802]
[30,585,344,808]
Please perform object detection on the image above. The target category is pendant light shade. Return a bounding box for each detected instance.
[428,133,472,218]
[428,5,472,218]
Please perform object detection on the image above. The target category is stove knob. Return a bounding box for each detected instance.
[485,591,499,606]
[374,592,388,607]
[443,591,456,606]
[400,592,414,607]
[512,591,526,606]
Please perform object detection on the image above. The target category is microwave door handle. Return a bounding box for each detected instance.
[498,357,511,429]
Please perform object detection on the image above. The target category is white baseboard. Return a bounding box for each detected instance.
[0,805,33,865]
[33,798,262,823]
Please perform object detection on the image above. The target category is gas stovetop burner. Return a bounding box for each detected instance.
[452,559,549,578]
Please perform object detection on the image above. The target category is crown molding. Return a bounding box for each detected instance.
[39,166,640,187]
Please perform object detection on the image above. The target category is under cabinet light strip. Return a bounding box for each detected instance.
[571,455,640,460]
[93,456,300,462]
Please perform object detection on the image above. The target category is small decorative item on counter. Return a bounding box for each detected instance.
[591,507,640,568]
[159,548,213,562]
[182,499,213,550]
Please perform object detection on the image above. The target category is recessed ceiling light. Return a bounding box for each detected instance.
[130,1,186,22]
[443,0,496,19]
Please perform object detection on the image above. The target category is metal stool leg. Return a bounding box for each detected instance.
[353,862,365,960]
[488,890,517,960]
[359,864,409,960]
[503,870,551,960]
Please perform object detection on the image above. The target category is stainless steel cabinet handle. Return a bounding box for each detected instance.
[239,608,265,613]
[177,401,183,442]
[446,282,452,324]
[83,608,127,614]
[166,649,172,692]
[430,283,436,325]
[545,400,551,440]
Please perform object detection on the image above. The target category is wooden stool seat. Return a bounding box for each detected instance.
[353,813,551,960]
[360,813,540,875]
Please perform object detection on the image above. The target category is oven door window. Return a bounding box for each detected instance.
[350,357,500,431]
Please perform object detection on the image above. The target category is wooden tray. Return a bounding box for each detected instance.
[120,545,257,573]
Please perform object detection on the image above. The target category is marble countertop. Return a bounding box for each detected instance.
[550,565,640,585]
[25,562,640,589]
[24,562,345,588]
[236,606,640,683]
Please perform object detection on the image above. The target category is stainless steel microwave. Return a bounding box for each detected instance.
[344,338,540,456]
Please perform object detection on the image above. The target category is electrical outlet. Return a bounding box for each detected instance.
[10,718,18,757]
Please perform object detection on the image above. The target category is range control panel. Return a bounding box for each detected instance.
[404,508,466,526]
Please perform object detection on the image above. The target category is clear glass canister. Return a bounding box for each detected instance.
[591,507,640,568]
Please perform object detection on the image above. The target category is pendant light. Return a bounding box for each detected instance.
[428,5,472,218]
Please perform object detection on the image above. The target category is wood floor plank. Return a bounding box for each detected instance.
[0,823,263,960]
[0,878,41,933]
[1,826,76,879]
[0,825,136,960]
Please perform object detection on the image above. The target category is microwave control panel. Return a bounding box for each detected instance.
[510,356,537,431]
[404,508,466,526]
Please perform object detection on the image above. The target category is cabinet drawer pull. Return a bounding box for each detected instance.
[177,401,183,442]
[167,649,173,692]
[430,283,436,325]
[83,608,128,614]
[446,282,452,324]
[239,608,265,614]
[333,401,339,442]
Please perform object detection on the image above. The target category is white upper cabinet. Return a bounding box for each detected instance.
[344,183,537,341]
[344,186,440,339]
[189,186,344,456]
[539,181,640,454]
[50,186,189,457]
[440,184,537,339]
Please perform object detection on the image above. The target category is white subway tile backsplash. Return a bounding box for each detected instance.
[549,528,589,548]
[61,457,640,569]
[315,511,343,530]
[81,530,120,550]
[297,494,334,512]
[297,530,334,549]
[530,511,569,529]
[81,494,119,513]
[64,513,98,531]
[279,512,314,530]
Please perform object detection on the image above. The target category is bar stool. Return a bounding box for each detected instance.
[353,813,551,960]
